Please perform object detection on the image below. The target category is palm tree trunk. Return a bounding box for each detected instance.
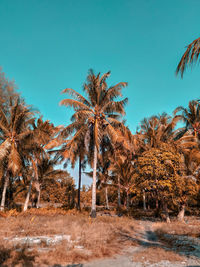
[163,202,171,223]
[0,174,9,211]
[156,197,159,209]
[117,176,121,208]
[77,156,82,210]
[126,191,129,210]
[143,189,146,211]
[91,144,97,218]
[36,187,40,208]
[33,158,40,209]
[24,177,33,211]
[105,187,109,210]
[177,204,185,222]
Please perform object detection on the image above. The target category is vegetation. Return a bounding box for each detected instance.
[0,210,140,266]
[0,67,198,223]
[176,37,200,77]
[0,49,200,264]
[60,70,128,217]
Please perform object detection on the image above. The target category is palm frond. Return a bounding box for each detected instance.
[70,109,93,122]
[176,37,200,77]
[0,139,11,160]
[102,98,128,115]
[8,144,22,176]
[44,138,62,150]
[103,82,128,102]
[17,130,33,142]
[0,121,9,136]
[0,108,9,128]
[60,99,90,111]
[62,88,91,107]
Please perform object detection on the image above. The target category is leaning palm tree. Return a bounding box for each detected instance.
[0,98,34,211]
[60,69,128,217]
[176,37,200,77]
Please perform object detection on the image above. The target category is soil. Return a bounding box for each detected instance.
[83,220,200,267]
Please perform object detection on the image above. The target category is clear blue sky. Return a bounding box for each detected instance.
[0,0,200,184]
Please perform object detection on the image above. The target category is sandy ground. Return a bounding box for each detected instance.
[83,220,200,267]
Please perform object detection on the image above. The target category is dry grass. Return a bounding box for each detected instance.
[0,208,141,266]
[154,217,200,237]
[133,247,185,263]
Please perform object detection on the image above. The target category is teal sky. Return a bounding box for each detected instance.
[0,0,200,184]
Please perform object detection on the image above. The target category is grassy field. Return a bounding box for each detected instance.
[1,208,200,266]
[0,208,141,266]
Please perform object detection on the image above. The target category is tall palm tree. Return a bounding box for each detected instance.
[60,70,128,217]
[176,37,200,77]
[85,141,114,210]
[0,99,34,211]
[59,126,87,210]
[85,125,135,211]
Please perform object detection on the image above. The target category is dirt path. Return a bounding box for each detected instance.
[83,220,200,267]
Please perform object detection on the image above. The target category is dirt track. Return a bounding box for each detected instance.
[83,220,200,267]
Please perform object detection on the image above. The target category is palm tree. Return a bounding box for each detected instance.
[174,100,200,138]
[173,101,200,176]
[85,143,113,210]
[57,116,90,210]
[110,157,135,210]
[37,156,68,198]
[176,37,200,77]
[97,140,113,210]
[41,163,73,205]
[59,125,87,210]
[60,70,128,217]
[139,113,179,149]
[0,99,34,211]
[23,117,60,211]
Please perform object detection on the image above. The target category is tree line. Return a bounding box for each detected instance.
[0,37,200,221]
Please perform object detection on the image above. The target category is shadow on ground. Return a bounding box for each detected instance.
[0,246,84,267]
[0,246,36,267]
[118,223,200,262]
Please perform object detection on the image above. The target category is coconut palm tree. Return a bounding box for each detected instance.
[176,37,200,77]
[85,141,114,210]
[36,156,68,198]
[0,99,34,211]
[110,157,135,210]
[60,69,128,217]
[174,100,200,138]
[59,124,87,210]
[58,116,90,210]
[139,113,179,149]
[23,117,60,211]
